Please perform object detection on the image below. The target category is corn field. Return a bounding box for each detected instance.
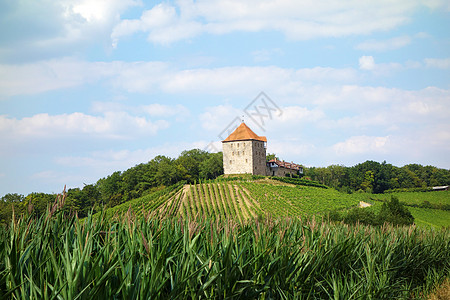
[1,204,449,299]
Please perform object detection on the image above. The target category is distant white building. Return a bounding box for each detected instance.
[432,186,449,191]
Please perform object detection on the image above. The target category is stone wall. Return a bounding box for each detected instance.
[223,140,266,175]
[251,140,266,176]
[266,166,298,177]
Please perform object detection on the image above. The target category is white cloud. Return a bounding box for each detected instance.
[315,85,449,125]
[358,55,403,74]
[116,64,356,95]
[268,140,317,159]
[142,104,190,117]
[0,112,169,140]
[333,136,390,155]
[0,0,140,62]
[278,106,325,123]
[0,58,358,98]
[111,3,181,47]
[91,102,190,119]
[111,0,445,45]
[199,104,243,133]
[359,56,376,70]
[312,85,396,109]
[424,58,450,69]
[356,35,411,51]
[0,58,116,97]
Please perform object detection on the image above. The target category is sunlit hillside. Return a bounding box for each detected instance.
[101,177,450,228]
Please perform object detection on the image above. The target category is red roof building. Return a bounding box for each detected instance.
[267,159,303,176]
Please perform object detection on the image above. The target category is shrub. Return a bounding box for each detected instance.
[343,207,379,226]
[336,196,414,227]
[378,196,414,226]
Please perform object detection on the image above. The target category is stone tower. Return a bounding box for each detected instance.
[222,122,267,176]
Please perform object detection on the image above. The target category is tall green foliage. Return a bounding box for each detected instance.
[0,206,448,299]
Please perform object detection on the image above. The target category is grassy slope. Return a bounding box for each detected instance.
[408,207,450,228]
[100,179,450,228]
[372,190,450,206]
[365,191,450,229]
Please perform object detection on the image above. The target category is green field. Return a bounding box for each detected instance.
[99,178,450,229]
[407,207,450,228]
[373,190,450,206]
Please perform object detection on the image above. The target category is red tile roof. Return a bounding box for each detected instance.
[267,159,303,171]
[222,122,267,142]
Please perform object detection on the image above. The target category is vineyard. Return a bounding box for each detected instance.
[97,178,450,229]
[102,178,376,221]
[95,177,450,229]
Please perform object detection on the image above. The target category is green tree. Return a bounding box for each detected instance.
[200,152,223,179]
[266,153,278,161]
[360,170,374,193]
[176,149,210,182]
[96,171,123,207]
[1,193,24,203]
[25,193,55,217]
[67,184,100,216]
[155,156,177,186]
[0,194,25,224]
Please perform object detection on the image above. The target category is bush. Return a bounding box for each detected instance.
[336,196,414,227]
[378,196,414,226]
[343,207,379,226]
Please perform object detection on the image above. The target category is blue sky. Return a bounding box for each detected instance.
[1,0,449,196]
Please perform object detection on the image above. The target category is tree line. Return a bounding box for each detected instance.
[305,160,449,194]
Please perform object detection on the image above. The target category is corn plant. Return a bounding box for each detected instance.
[1,197,448,299]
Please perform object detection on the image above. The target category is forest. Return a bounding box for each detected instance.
[305,160,450,193]
[1,149,449,223]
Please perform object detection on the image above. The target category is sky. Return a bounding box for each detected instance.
[0,0,449,196]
